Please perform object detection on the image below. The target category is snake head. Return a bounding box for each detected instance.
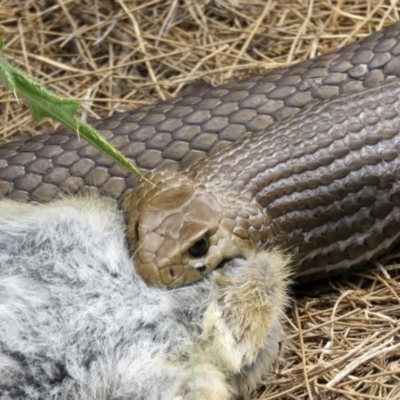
[123,171,252,288]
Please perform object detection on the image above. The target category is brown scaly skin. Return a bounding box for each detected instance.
[124,170,273,287]
[124,80,400,288]
[2,22,400,203]
[3,22,400,287]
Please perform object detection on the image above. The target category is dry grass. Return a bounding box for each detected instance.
[263,265,400,400]
[1,0,400,399]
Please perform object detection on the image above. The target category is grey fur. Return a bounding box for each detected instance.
[0,196,291,399]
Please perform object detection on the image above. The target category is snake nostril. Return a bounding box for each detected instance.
[169,268,176,278]
[135,222,139,239]
[196,265,207,272]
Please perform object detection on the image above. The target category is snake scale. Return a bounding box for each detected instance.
[2,22,400,287]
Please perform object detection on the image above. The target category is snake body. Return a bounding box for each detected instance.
[2,22,400,287]
[124,81,400,287]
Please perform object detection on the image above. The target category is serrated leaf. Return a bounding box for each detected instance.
[0,46,144,179]
[0,56,16,95]
[12,73,79,123]
[75,120,142,175]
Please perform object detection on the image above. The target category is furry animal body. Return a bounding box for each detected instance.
[0,196,290,400]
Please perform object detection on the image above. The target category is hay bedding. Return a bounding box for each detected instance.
[1,0,400,398]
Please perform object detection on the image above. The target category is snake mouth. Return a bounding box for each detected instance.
[195,265,207,272]
[216,257,246,271]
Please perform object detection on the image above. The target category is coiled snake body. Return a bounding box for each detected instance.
[2,22,400,287]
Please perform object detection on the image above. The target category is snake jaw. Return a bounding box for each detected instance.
[123,170,229,287]
[122,168,274,287]
[122,164,278,287]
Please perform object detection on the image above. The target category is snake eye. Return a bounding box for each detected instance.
[189,236,209,258]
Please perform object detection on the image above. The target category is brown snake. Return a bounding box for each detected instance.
[2,22,400,287]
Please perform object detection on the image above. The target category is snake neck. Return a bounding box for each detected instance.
[208,185,283,251]
[183,81,400,274]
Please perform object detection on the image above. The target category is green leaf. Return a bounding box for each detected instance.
[12,73,79,123]
[0,40,144,179]
[0,56,16,96]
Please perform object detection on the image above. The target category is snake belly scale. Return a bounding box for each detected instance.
[2,22,400,287]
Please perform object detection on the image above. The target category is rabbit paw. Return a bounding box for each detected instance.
[202,250,291,373]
